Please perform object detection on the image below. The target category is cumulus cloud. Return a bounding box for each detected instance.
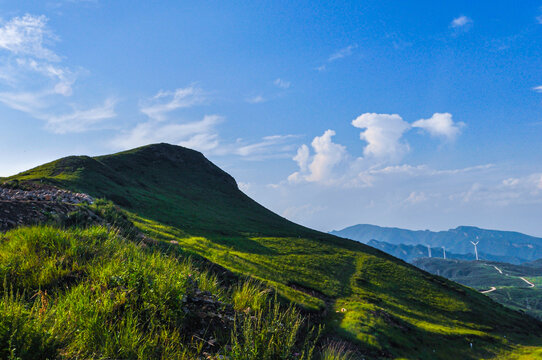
[288,130,348,184]
[273,78,290,89]
[0,14,115,132]
[140,86,205,121]
[351,113,411,161]
[412,113,465,141]
[287,112,467,186]
[451,15,473,29]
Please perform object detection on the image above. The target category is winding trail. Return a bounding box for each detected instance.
[520,277,535,288]
[492,265,503,274]
[481,287,497,294]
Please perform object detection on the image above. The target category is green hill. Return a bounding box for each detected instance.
[3,143,542,359]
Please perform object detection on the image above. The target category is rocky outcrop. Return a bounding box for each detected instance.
[0,186,94,204]
[0,186,95,231]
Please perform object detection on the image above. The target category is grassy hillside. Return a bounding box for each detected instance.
[4,143,542,359]
[414,258,542,320]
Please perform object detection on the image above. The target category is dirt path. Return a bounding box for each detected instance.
[481,287,497,294]
[520,277,535,288]
[493,265,503,274]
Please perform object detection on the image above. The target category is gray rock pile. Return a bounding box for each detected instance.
[0,187,94,204]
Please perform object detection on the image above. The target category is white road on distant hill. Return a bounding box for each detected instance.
[520,277,535,288]
[493,265,503,274]
[481,287,497,294]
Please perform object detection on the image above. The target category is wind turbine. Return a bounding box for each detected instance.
[470,241,479,261]
[426,245,432,258]
[442,246,446,259]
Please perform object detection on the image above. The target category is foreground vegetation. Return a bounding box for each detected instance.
[0,225,339,359]
[4,143,542,359]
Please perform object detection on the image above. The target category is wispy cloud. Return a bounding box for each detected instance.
[0,14,60,61]
[537,7,542,24]
[451,15,472,29]
[113,114,223,151]
[328,44,357,62]
[245,95,266,104]
[139,86,206,121]
[0,14,116,132]
[533,85,542,93]
[273,78,291,89]
[230,134,299,159]
[45,98,117,134]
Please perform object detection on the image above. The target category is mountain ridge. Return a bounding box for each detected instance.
[331,223,542,262]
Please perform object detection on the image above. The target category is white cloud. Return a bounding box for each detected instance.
[287,112,468,186]
[404,191,428,204]
[273,78,290,89]
[328,44,357,62]
[246,95,266,104]
[233,134,298,158]
[0,90,48,113]
[451,15,473,29]
[533,86,542,93]
[140,86,205,121]
[288,130,348,184]
[412,113,465,141]
[0,14,115,133]
[45,98,117,134]
[113,115,223,151]
[293,144,310,172]
[351,113,411,161]
[0,14,59,61]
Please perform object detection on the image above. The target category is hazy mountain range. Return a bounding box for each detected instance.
[331,224,542,263]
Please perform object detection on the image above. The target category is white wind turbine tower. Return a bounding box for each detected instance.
[426,245,432,258]
[471,241,479,261]
[442,246,446,259]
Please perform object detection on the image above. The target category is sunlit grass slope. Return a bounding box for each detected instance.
[5,143,542,359]
[0,225,325,359]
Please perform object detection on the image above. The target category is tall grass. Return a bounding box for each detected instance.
[320,342,355,360]
[0,225,328,359]
[232,278,272,312]
[0,286,56,360]
[226,299,321,360]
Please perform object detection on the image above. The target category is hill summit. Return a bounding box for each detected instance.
[3,143,542,359]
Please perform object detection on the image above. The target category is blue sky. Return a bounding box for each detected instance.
[1,1,542,235]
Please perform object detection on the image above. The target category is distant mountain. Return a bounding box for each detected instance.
[331,224,542,263]
[413,257,542,320]
[367,239,529,264]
